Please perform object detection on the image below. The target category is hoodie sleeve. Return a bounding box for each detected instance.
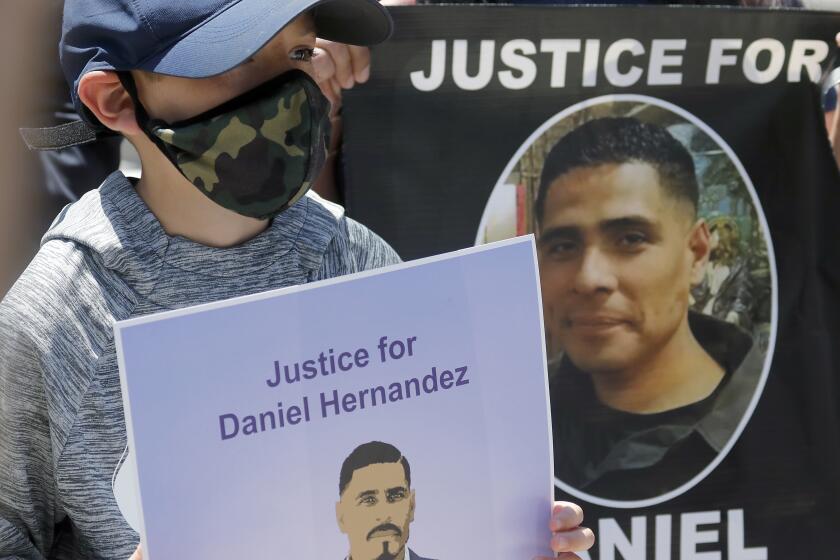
[0,240,112,560]
[342,217,402,270]
[0,279,56,559]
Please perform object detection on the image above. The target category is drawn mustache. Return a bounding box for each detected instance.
[367,523,403,540]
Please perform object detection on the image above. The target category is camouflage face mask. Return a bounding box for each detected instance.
[123,70,331,220]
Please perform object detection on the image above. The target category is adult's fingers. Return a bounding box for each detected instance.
[317,40,371,86]
[534,554,582,560]
[550,502,594,554]
[315,74,343,117]
[551,527,595,554]
[315,39,356,89]
[312,45,337,85]
[346,45,371,83]
[550,501,584,532]
[327,107,343,153]
[327,78,343,116]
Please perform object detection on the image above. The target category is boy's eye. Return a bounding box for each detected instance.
[290,47,316,62]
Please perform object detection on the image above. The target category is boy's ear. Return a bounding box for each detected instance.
[77,71,141,136]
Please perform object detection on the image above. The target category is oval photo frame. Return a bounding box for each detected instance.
[476,94,778,509]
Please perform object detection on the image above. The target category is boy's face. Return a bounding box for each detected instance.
[132,14,317,123]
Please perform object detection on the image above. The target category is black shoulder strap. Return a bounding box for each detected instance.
[19,119,117,151]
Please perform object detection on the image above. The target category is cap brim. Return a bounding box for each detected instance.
[138,0,392,78]
[313,0,393,46]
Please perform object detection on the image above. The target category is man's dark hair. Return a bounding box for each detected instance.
[534,117,699,225]
[339,441,411,496]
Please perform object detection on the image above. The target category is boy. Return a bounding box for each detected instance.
[0,0,593,558]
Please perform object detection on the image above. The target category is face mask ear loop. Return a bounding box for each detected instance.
[117,72,152,128]
[117,71,182,168]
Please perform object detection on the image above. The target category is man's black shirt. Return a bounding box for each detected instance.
[551,312,764,501]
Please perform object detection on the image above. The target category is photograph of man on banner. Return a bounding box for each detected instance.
[482,98,773,503]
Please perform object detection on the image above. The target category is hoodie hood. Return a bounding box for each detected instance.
[42,172,345,309]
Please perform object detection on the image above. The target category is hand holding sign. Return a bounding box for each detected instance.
[536,502,595,560]
[534,502,595,560]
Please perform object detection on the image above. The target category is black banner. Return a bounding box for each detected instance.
[343,6,840,558]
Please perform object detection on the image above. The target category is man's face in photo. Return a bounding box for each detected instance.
[336,462,415,560]
[538,161,709,375]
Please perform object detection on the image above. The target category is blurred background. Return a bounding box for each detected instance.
[0,3,68,299]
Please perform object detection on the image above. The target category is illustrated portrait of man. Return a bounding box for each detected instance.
[535,116,765,501]
[336,441,437,560]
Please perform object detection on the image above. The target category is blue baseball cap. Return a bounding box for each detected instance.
[60,0,393,123]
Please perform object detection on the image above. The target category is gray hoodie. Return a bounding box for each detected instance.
[0,172,401,559]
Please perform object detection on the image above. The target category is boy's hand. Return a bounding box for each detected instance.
[535,501,595,560]
[129,544,142,560]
